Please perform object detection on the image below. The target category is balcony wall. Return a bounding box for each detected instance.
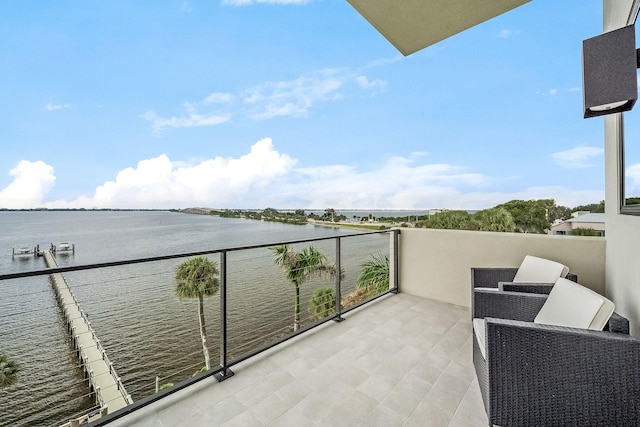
[603,0,640,338]
[397,228,606,308]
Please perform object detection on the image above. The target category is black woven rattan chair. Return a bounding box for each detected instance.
[472,288,638,427]
[471,266,577,294]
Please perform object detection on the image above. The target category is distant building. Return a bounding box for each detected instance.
[550,212,605,236]
[428,209,446,216]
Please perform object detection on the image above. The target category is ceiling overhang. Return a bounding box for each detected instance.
[347,0,532,56]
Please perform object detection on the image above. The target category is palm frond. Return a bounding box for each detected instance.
[0,353,20,388]
[356,253,390,295]
[308,287,336,320]
[175,256,220,300]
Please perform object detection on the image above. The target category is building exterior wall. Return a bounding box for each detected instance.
[398,228,606,308]
[603,0,640,336]
[551,221,605,236]
[551,223,573,234]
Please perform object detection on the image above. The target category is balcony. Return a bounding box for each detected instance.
[107,293,484,427]
[0,228,605,426]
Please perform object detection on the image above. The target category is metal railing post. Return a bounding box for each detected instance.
[333,237,344,322]
[214,251,234,382]
[392,229,400,293]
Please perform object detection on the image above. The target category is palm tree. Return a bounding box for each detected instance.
[356,253,390,297]
[309,287,336,321]
[0,353,20,388]
[271,245,336,331]
[175,256,220,370]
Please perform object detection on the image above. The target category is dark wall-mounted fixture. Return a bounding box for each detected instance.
[583,25,639,119]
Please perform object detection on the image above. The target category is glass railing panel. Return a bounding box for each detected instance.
[65,257,223,401]
[339,233,392,310]
[0,277,96,426]
[0,230,396,426]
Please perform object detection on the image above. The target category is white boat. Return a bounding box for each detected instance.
[58,243,72,251]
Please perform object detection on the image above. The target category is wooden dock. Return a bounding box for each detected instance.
[44,250,133,419]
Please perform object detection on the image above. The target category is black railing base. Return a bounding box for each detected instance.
[332,315,344,323]
[214,368,234,382]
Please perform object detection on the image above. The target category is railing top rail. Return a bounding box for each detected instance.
[0,229,396,281]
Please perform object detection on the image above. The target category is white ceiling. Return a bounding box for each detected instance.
[347,0,532,56]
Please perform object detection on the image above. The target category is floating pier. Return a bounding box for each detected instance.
[12,242,75,259]
[44,250,133,420]
[11,245,38,258]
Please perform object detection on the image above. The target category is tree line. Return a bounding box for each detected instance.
[218,207,348,225]
[416,199,605,235]
[209,200,607,234]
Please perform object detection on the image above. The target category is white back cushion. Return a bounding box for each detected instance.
[589,293,616,330]
[534,277,614,330]
[513,255,569,283]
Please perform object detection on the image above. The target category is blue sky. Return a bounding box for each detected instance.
[0,1,609,210]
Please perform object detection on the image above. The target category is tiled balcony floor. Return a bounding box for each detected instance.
[109,293,488,427]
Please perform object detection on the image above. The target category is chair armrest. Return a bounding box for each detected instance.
[499,282,554,294]
[472,289,546,322]
[566,272,578,282]
[606,312,630,334]
[498,272,577,294]
[485,318,640,427]
[471,267,517,289]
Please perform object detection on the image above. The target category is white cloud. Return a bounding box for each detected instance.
[552,146,603,169]
[142,69,386,134]
[243,69,345,119]
[497,29,512,38]
[140,109,231,137]
[140,91,235,135]
[364,56,403,69]
[202,92,234,104]
[46,138,296,209]
[285,153,490,210]
[536,88,558,96]
[243,68,372,120]
[0,161,56,208]
[44,102,71,111]
[537,87,580,97]
[355,75,386,90]
[625,163,640,195]
[2,141,604,210]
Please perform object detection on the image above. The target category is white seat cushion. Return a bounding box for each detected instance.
[534,277,614,330]
[473,318,487,359]
[512,255,569,283]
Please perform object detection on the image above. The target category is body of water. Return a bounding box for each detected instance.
[0,211,389,426]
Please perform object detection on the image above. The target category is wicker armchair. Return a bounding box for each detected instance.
[472,260,577,295]
[472,255,574,294]
[472,288,637,427]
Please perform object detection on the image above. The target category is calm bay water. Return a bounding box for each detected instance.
[0,211,389,426]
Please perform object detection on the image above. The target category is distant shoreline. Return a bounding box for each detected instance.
[309,221,388,231]
[0,208,171,212]
[0,207,433,214]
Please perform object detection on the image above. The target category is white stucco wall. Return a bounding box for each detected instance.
[603,0,640,336]
[398,228,606,308]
